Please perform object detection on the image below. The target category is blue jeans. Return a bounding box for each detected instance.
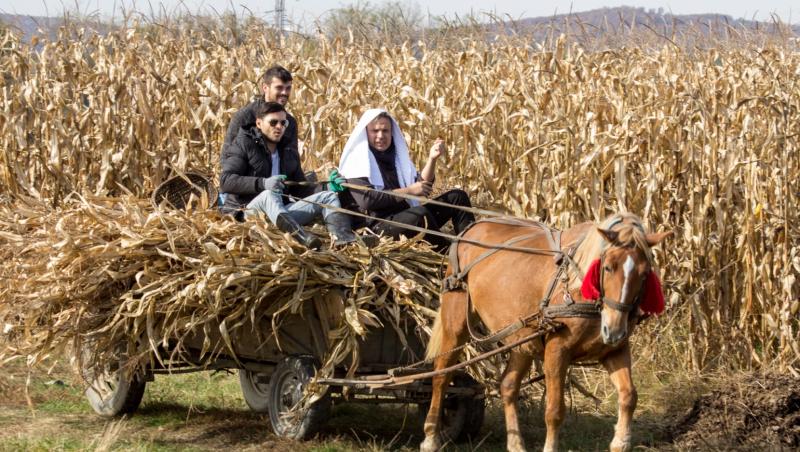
[245,190,341,225]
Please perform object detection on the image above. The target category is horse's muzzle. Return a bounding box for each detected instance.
[601,324,627,345]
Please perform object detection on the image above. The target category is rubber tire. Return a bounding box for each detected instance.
[81,344,146,417]
[267,356,331,440]
[239,369,271,413]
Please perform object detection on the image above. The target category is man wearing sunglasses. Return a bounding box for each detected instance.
[220,102,356,250]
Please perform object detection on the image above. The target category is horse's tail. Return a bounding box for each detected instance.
[425,312,444,361]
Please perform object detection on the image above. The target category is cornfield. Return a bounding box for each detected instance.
[0,17,798,373]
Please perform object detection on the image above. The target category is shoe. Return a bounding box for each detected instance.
[324,212,358,246]
[275,214,322,250]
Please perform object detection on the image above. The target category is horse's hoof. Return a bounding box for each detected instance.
[420,435,441,452]
[507,436,527,452]
[609,437,631,452]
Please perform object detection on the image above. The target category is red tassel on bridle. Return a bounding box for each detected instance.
[640,271,665,315]
[580,258,665,315]
[580,259,602,300]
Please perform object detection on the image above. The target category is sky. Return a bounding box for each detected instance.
[1,0,797,26]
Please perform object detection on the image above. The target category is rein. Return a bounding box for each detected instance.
[274,192,567,258]
[230,183,643,318]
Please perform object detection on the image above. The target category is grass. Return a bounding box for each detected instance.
[0,356,709,451]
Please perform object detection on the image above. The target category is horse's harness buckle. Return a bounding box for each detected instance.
[443,275,467,292]
[562,291,574,306]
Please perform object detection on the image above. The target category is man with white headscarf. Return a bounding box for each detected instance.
[338,109,475,251]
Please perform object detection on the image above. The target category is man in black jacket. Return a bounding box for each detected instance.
[220,102,355,250]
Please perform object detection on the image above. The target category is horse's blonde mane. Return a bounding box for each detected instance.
[568,213,654,290]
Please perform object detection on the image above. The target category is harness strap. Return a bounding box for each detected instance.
[460,231,547,342]
[543,302,602,319]
[443,220,556,293]
[602,297,637,313]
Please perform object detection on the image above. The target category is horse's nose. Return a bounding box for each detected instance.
[601,325,626,345]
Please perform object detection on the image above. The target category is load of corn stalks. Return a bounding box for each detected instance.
[0,193,463,383]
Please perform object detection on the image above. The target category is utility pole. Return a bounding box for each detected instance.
[274,0,286,43]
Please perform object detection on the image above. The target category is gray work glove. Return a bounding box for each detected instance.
[260,174,287,192]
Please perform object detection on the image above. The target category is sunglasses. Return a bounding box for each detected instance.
[267,119,289,128]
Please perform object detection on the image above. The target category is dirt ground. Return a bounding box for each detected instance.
[1,358,797,451]
[669,373,800,451]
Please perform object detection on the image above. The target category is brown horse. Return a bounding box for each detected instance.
[420,213,671,452]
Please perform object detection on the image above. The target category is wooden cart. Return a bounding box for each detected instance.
[79,289,485,442]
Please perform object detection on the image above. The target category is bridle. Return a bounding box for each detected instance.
[596,248,646,316]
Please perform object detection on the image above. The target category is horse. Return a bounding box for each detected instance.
[420,213,671,452]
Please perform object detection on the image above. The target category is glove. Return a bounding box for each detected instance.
[328,169,346,193]
[261,174,287,192]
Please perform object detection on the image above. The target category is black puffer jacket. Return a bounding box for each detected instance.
[219,125,312,215]
[222,98,298,157]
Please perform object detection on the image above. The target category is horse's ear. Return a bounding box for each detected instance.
[645,231,673,247]
[597,228,619,244]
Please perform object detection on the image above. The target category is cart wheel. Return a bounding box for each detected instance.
[239,369,271,413]
[267,356,330,440]
[417,376,485,443]
[80,343,146,417]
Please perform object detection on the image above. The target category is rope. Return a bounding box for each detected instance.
[283,179,514,219]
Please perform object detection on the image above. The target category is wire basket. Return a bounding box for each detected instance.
[151,172,218,210]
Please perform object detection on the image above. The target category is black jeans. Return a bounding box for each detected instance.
[373,189,475,252]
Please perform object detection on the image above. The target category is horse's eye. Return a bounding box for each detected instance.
[604,266,612,272]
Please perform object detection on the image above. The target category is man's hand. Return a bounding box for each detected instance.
[328,169,346,193]
[261,174,287,192]
[429,139,445,161]
[405,180,433,197]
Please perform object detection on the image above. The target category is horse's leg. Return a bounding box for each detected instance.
[500,347,534,452]
[542,343,569,452]
[601,344,636,452]
[420,290,469,452]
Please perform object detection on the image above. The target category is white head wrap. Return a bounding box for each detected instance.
[338,109,419,206]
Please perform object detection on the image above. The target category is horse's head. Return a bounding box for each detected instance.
[579,217,671,346]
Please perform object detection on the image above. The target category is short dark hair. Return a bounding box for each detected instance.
[255,101,286,119]
[260,65,292,85]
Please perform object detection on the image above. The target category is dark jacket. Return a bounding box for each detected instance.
[219,125,312,215]
[340,177,411,228]
[222,98,298,157]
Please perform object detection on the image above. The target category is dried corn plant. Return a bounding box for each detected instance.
[0,18,798,373]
